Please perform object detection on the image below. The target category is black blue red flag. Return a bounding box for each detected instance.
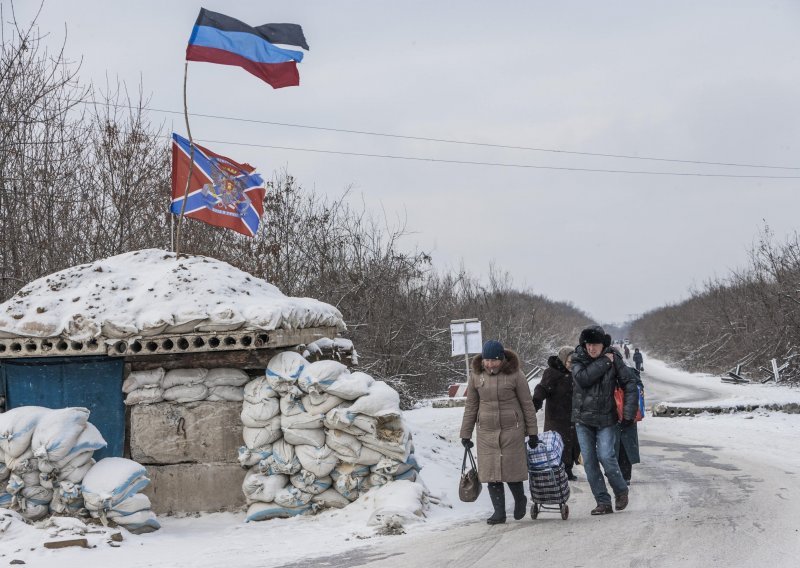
[170,133,266,237]
[186,8,308,88]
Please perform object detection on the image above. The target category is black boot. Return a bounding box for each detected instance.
[508,482,527,520]
[486,482,506,525]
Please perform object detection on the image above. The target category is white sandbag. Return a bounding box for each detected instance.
[270,439,301,475]
[281,412,324,430]
[243,376,278,404]
[295,445,339,479]
[367,480,426,528]
[242,416,282,449]
[279,388,307,416]
[114,509,161,534]
[326,371,374,400]
[162,368,208,389]
[241,399,280,428]
[109,493,152,517]
[369,472,391,489]
[393,469,419,482]
[6,448,35,473]
[242,471,287,504]
[237,445,273,468]
[358,429,412,462]
[125,386,164,405]
[325,430,362,462]
[206,386,244,402]
[282,428,326,448]
[297,360,348,394]
[265,351,307,395]
[81,457,150,511]
[196,307,245,332]
[274,485,314,508]
[346,381,401,418]
[301,393,345,416]
[371,454,420,477]
[122,368,165,394]
[18,500,49,521]
[333,471,365,502]
[0,461,9,483]
[58,458,95,484]
[49,482,83,514]
[290,471,332,495]
[204,368,249,387]
[311,488,350,509]
[163,383,209,402]
[20,484,53,506]
[64,422,107,458]
[31,407,90,464]
[323,407,366,436]
[245,501,312,522]
[0,491,12,508]
[353,445,384,467]
[0,406,50,459]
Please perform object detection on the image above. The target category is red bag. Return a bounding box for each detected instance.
[615,386,644,422]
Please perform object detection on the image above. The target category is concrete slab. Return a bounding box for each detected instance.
[143,462,246,513]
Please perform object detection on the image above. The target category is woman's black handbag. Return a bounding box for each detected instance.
[459,447,482,502]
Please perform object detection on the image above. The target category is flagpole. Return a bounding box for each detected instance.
[174,60,196,258]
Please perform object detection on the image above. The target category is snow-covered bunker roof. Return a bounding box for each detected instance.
[0,249,345,350]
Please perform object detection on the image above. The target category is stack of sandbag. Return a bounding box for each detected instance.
[239,352,422,522]
[124,367,249,405]
[81,457,159,534]
[0,406,107,520]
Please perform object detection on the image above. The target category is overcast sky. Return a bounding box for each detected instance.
[12,0,800,323]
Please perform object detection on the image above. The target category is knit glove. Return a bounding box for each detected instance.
[527,435,540,449]
[461,438,474,449]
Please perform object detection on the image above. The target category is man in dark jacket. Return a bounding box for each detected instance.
[633,348,644,372]
[571,325,639,515]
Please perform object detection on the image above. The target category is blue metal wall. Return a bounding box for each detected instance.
[1,356,125,460]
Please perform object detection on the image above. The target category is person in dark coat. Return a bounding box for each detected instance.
[623,344,630,360]
[617,367,643,484]
[571,325,639,516]
[633,348,644,372]
[532,345,580,480]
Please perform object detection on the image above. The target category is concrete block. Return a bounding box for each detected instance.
[143,462,246,514]
[130,401,243,464]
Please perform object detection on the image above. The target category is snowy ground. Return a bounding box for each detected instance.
[2,355,799,567]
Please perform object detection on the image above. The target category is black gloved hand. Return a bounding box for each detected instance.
[533,398,543,412]
[461,438,474,448]
[620,418,635,428]
[527,435,539,449]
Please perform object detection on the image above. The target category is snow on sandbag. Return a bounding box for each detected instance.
[122,368,165,394]
[113,509,161,534]
[125,386,164,405]
[282,427,326,448]
[243,376,278,404]
[237,445,273,468]
[325,430,362,462]
[162,368,208,389]
[279,387,306,416]
[206,386,244,402]
[326,371,374,401]
[274,485,314,508]
[270,439,301,475]
[205,368,249,388]
[301,393,344,416]
[297,360,348,394]
[242,471,287,504]
[163,383,209,403]
[295,445,338,479]
[81,457,150,511]
[290,471,332,495]
[31,407,90,464]
[0,406,50,459]
[281,412,324,430]
[242,416,282,449]
[245,501,312,522]
[265,352,307,394]
[367,480,426,529]
[311,488,350,509]
[346,381,401,418]
[196,306,245,332]
[241,399,280,428]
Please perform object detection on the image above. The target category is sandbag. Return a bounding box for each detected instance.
[57,458,95,484]
[346,381,401,418]
[241,399,280,428]
[163,383,209,403]
[31,407,90,464]
[367,480,426,528]
[242,417,282,449]
[0,491,12,508]
[301,393,345,416]
[265,352,307,394]
[64,423,107,458]
[245,501,312,522]
[0,406,50,459]
[311,488,350,509]
[281,412,324,430]
[274,485,314,508]
[333,472,365,502]
[353,445,384,467]
[358,429,412,463]
[6,448,35,473]
[326,371,374,400]
[237,445,273,468]
[295,445,339,479]
[108,493,152,517]
[243,376,278,404]
[81,457,150,511]
[122,368,165,394]
[325,430,362,462]
[114,509,161,534]
[162,368,208,390]
[279,388,306,416]
[242,471,287,504]
[371,454,419,477]
[125,387,164,405]
[270,439,301,475]
[290,471,332,495]
[297,360,348,394]
[196,307,245,332]
[0,462,9,483]
[205,368,249,388]
[282,428,326,448]
[206,386,244,402]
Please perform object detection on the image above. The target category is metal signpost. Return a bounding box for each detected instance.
[450,318,482,381]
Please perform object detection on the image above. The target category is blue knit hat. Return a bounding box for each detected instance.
[482,340,505,360]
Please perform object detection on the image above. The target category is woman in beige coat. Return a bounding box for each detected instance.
[460,340,538,524]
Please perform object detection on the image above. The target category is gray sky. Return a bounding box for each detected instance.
[13,0,800,323]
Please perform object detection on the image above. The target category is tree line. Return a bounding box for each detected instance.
[0,10,592,404]
[630,227,800,384]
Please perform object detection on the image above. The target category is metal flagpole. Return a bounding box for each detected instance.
[174,61,196,258]
[462,321,470,381]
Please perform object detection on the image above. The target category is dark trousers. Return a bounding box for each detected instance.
[617,443,632,482]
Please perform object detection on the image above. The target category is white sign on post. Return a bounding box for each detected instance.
[450,320,482,356]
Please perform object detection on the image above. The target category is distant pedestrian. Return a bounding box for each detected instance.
[633,348,644,372]
[623,344,630,360]
[571,325,639,515]
[617,368,643,485]
[532,346,580,480]
[460,340,539,525]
